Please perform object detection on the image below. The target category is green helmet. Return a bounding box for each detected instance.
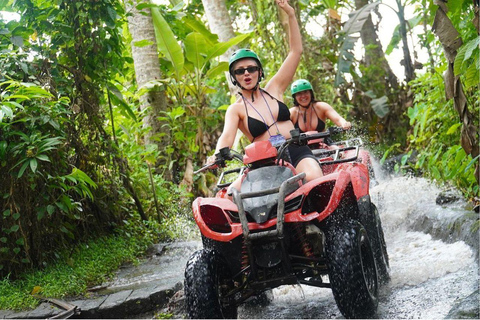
[229,49,264,85]
[291,79,315,106]
[291,79,313,95]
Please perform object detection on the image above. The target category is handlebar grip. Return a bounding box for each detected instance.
[219,147,230,159]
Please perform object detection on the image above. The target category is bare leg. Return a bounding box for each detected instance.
[295,157,323,182]
[227,175,242,198]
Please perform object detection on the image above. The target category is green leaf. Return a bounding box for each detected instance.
[18,161,29,178]
[463,37,480,61]
[370,96,389,117]
[454,44,467,76]
[47,205,55,215]
[11,35,23,47]
[151,7,184,78]
[107,85,136,120]
[181,16,218,46]
[465,155,479,171]
[0,237,7,243]
[15,237,24,245]
[133,39,154,47]
[205,33,251,62]
[446,123,462,135]
[29,158,38,173]
[0,104,13,120]
[464,62,479,89]
[10,225,19,232]
[12,212,20,220]
[2,209,10,217]
[36,154,50,162]
[184,32,207,69]
[335,1,381,86]
[70,168,97,188]
[206,62,228,78]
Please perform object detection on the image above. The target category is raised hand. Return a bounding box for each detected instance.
[276,0,295,16]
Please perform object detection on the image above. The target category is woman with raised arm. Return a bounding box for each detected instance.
[206,0,323,194]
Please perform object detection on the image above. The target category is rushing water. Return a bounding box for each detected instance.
[236,170,479,319]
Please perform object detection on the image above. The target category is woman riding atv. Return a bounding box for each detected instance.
[206,0,322,191]
[289,79,351,134]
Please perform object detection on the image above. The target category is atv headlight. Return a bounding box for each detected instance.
[200,205,232,233]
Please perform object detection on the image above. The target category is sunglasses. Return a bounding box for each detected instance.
[233,66,260,75]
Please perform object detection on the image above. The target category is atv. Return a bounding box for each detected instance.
[184,128,389,319]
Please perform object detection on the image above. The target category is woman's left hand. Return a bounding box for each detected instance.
[341,121,352,130]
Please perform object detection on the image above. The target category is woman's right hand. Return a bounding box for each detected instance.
[276,0,295,16]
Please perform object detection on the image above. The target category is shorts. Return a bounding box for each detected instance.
[285,144,318,167]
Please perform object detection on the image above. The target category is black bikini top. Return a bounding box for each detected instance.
[294,105,325,133]
[242,90,291,139]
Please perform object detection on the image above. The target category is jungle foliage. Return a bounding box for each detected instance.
[0,0,478,280]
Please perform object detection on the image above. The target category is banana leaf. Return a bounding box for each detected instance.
[151,7,184,79]
[335,1,381,87]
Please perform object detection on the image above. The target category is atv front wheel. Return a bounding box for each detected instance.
[368,203,390,284]
[184,249,237,319]
[326,220,378,318]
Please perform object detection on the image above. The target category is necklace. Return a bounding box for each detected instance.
[300,103,312,131]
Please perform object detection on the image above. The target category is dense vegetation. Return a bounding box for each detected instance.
[0,0,478,308]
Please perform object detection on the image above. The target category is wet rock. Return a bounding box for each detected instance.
[166,289,185,316]
[146,243,166,256]
[0,310,13,319]
[98,290,133,318]
[0,303,60,319]
[436,189,461,205]
[70,295,107,318]
[445,289,480,319]
[123,286,155,315]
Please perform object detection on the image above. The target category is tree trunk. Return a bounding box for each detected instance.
[432,4,479,184]
[201,0,238,94]
[396,0,415,83]
[125,0,169,172]
[355,0,398,89]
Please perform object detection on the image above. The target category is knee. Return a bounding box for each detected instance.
[305,166,323,181]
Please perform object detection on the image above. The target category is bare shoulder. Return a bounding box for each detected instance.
[289,106,299,116]
[225,100,244,118]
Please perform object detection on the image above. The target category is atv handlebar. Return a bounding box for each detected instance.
[289,127,345,145]
[277,127,345,161]
[194,147,244,174]
[195,127,346,174]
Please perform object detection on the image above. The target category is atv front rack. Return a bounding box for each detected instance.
[313,145,360,165]
[331,137,363,147]
[231,172,305,241]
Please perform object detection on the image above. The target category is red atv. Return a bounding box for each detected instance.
[184,128,389,319]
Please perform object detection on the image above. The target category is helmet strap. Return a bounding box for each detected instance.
[232,75,261,102]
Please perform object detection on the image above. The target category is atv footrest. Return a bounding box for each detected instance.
[250,275,299,290]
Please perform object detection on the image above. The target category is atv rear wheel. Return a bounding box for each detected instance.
[326,220,378,318]
[184,249,237,319]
